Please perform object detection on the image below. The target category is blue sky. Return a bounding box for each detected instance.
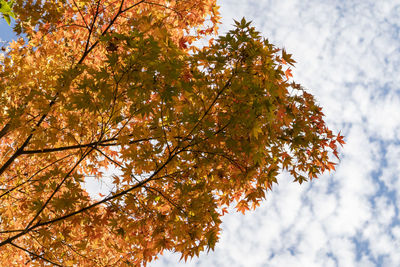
[1,0,400,266]
[0,19,15,42]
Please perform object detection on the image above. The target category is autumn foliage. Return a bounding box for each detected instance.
[0,0,344,265]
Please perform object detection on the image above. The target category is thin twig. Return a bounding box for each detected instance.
[10,242,63,267]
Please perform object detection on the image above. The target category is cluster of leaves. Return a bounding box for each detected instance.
[0,0,15,25]
[0,0,343,266]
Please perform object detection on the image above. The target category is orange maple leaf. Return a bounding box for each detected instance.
[285,68,293,80]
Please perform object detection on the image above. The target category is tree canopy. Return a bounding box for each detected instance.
[0,0,344,265]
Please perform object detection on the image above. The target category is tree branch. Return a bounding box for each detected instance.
[183,73,235,141]
[24,146,95,230]
[0,154,73,199]
[21,136,157,155]
[0,122,10,140]
[0,95,58,177]
[77,0,145,65]
[72,0,90,29]
[10,242,62,267]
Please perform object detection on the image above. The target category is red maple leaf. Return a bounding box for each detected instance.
[285,68,293,80]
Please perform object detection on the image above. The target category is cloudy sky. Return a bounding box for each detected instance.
[1,0,400,266]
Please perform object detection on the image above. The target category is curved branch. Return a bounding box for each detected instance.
[21,137,157,155]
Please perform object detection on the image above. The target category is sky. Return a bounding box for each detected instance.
[1,0,400,266]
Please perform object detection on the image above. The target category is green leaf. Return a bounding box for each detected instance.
[3,13,10,25]
[0,0,15,25]
[206,228,218,251]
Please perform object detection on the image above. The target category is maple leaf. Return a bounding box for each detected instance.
[281,49,296,66]
[179,37,188,49]
[285,68,293,80]
[336,131,346,146]
[236,200,250,214]
[0,0,15,25]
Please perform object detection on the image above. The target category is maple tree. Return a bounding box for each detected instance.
[0,0,344,266]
